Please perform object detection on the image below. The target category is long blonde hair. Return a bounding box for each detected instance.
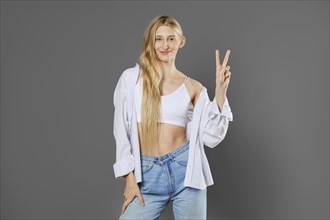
[139,15,184,155]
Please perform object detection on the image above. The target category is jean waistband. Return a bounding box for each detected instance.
[141,140,190,164]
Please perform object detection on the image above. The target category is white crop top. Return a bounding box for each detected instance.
[135,75,193,127]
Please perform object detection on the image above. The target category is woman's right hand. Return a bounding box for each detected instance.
[121,172,145,215]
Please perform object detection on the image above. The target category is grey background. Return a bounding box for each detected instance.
[1,1,329,220]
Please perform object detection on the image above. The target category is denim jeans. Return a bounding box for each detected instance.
[119,140,207,220]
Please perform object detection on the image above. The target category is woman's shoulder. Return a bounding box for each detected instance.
[186,76,203,90]
[118,63,140,83]
[122,63,140,76]
[182,73,204,105]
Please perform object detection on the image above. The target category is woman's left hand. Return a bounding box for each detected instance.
[215,49,231,97]
[215,49,231,111]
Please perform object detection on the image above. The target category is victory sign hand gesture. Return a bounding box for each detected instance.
[215,49,232,111]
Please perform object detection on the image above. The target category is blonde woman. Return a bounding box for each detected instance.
[113,15,233,219]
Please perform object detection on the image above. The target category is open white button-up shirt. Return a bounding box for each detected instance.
[113,63,233,189]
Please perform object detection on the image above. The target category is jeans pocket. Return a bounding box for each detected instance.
[174,149,189,167]
[141,159,154,174]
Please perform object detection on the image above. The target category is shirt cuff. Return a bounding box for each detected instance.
[113,154,135,179]
[211,96,233,121]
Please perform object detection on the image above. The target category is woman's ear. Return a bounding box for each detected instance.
[179,36,186,48]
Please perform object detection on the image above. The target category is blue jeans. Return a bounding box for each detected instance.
[119,140,207,220]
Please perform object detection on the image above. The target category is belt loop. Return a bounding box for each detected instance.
[168,154,175,162]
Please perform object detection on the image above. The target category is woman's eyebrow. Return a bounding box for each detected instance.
[155,35,176,37]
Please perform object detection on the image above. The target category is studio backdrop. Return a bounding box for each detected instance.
[1,1,329,220]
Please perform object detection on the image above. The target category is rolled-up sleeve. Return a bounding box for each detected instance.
[201,96,233,148]
[113,71,135,179]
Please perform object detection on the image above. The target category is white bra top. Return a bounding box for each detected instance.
[135,75,193,127]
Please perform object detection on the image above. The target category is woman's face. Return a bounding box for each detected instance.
[154,25,185,63]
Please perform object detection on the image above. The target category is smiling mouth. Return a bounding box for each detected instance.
[160,51,170,55]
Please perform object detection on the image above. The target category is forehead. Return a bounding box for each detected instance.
[155,25,178,36]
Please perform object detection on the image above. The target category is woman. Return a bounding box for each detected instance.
[113,15,233,219]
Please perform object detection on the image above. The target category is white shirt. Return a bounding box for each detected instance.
[113,63,233,189]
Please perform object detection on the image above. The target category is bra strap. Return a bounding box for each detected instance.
[184,76,189,84]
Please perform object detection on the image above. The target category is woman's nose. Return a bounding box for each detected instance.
[163,41,168,49]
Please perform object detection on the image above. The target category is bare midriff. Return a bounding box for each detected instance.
[137,122,187,157]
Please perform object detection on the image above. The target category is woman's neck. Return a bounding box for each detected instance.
[159,61,178,78]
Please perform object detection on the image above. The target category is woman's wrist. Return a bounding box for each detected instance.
[215,88,226,112]
[124,171,135,183]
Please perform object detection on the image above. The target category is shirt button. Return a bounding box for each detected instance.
[160,158,164,162]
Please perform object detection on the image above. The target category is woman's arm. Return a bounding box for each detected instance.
[185,74,233,148]
[113,70,135,179]
[113,69,145,213]
[201,95,233,148]
[201,49,233,148]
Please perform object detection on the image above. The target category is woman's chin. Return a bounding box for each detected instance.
[157,57,172,63]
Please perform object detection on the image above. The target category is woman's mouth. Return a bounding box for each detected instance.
[160,51,170,55]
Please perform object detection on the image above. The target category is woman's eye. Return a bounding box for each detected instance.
[155,38,161,41]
